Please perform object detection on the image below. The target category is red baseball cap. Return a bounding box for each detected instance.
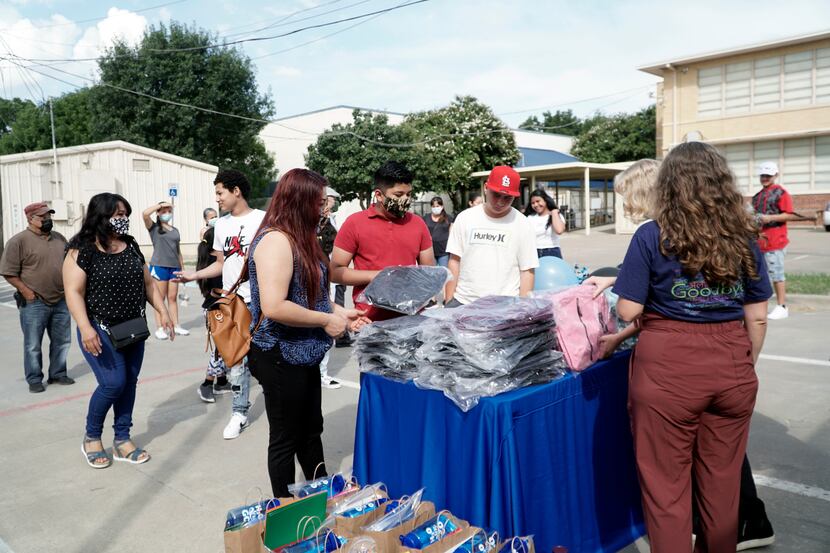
[485,165,521,197]
[24,202,55,217]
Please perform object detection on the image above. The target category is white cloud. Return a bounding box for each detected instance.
[273,65,301,77]
[72,8,147,61]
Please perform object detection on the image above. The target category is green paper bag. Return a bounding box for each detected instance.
[263,491,328,550]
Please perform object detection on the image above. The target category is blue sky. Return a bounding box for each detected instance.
[1,0,829,126]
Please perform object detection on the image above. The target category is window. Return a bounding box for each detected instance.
[697,66,723,117]
[724,62,751,114]
[782,138,812,192]
[723,143,751,192]
[814,136,830,189]
[753,56,781,109]
[783,51,813,106]
[816,48,830,103]
[696,47,830,116]
[132,158,151,171]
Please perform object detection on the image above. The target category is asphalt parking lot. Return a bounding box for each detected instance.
[0,227,827,553]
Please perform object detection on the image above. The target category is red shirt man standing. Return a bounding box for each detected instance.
[330,161,435,321]
[751,161,799,320]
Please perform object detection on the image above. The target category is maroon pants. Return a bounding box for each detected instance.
[629,313,758,553]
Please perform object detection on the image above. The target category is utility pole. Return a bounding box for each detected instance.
[49,99,60,197]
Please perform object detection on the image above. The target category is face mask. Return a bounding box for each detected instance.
[431,207,443,216]
[159,213,173,223]
[207,218,217,228]
[380,195,411,218]
[109,217,130,235]
[40,219,54,233]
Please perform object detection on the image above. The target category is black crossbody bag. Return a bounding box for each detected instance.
[97,240,150,349]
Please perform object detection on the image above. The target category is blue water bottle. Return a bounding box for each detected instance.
[454,532,497,553]
[399,514,459,549]
[298,474,347,498]
[282,531,346,553]
[224,499,277,530]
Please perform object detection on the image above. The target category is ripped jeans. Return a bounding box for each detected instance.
[228,357,251,416]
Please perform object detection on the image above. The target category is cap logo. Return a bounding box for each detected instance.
[502,175,511,187]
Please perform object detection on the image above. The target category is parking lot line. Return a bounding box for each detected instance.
[754,474,830,502]
[759,353,830,367]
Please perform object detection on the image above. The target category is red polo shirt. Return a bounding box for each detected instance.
[334,205,432,320]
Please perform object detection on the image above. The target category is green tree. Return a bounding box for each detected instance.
[518,109,581,136]
[306,110,416,208]
[571,105,656,163]
[0,91,93,154]
[405,95,520,208]
[90,22,276,195]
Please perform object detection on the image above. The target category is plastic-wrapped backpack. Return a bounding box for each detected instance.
[547,286,616,372]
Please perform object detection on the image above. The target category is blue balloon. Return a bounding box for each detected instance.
[534,255,579,290]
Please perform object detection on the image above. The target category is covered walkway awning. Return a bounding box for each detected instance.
[471,162,633,235]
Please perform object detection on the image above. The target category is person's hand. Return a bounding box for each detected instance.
[173,270,197,283]
[22,288,37,302]
[80,325,103,356]
[598,334,622,359]
[349,317,372,333]
[323,313,348,338]
[582,275,617,298]
[160,313,176,342]
[759,214,772,224]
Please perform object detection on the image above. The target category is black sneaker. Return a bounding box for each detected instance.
[198,383,215,403]
[28,382,46,393]
[737,516,775,551]
[47,376,75,385]
[213,381,232,395]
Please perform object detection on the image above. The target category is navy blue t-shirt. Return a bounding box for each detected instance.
[613,221,772,322]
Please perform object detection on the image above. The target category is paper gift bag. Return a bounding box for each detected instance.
[332,490,390,536]
[356,501,436,553]
[224,520,264,553]
[263,491,329,550]
[397,514,471,553]
[495,537,536,553]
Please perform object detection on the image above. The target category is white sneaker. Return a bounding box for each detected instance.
[154,328,168,340]
[174,326,190,336]
[223,412,248,440]
[321,376,342,390]
[768,305,789,320]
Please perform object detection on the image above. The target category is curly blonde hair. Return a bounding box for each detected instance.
[654,142,760,286]
[614,159,660,223]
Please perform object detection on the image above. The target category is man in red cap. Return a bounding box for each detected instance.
[0,202,74,393]
[444,165,538,306]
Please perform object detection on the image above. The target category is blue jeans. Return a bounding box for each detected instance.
[537,247,562,259]
[80,325,145,441]
[19,299,71,385]
[228,357,251,416]
[436,255,450,267]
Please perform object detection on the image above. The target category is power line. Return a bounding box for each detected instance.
[497,84,653,116]
[221,0,373,40]
[2,52,653,150]
[20,0,432,63]
[0,0,188,33]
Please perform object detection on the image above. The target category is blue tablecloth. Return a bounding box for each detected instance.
[353,351,645,553]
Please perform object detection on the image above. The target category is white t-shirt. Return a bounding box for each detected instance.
[527,212,565,249]
[212,209,265,302]
[446,205,539,305]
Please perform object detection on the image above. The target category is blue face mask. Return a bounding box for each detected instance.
[207,217,217,228]
[159,213,173,223]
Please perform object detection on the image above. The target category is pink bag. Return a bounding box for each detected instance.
[549,286,617,372]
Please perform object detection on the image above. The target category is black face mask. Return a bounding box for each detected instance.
[380,195,411,218]
[40,220,53,234]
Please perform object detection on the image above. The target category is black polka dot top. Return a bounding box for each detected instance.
[76,238,148,326]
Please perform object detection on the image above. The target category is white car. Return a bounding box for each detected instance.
[824,201,830,232]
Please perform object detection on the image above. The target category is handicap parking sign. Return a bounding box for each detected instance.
[168,184,178,197]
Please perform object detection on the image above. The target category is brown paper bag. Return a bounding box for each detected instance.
[332,490,390,536]
[494,537,536,553]
[223,520,264,553]
[353,501,437,553]
[397,514,471,553]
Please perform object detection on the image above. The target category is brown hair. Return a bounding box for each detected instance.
[614,159,660,223]
[654,142,759,286]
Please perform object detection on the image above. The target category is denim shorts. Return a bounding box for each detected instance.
[149,265,180,281]
[764,248,786,282]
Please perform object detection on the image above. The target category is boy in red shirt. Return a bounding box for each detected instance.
[751,161,799,320]
[330,161,435,321]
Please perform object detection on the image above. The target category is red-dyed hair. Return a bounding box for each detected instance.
[255,168,329,307]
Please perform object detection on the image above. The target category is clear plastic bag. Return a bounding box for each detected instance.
[357,266,451,315]
[362,488,424,532]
